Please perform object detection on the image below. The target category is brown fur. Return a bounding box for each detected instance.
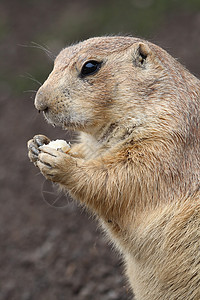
[27,36,200,300]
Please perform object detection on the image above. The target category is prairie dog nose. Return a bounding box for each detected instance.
[34,89,49,112]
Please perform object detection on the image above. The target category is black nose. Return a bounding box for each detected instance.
[34,90,49,112]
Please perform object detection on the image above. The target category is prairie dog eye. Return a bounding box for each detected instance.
[80,60,102,77]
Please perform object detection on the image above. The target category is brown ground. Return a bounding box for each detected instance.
[0,2,200,299]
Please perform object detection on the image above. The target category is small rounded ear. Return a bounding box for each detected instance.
[134,42,152,67]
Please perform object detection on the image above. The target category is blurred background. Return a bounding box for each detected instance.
[0,0,200,299]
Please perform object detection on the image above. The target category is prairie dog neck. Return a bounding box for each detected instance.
[79,121,137,158]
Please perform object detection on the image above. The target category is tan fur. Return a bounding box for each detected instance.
[27,36,200,300]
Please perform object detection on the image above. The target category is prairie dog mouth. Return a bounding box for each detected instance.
[43,110,90,131]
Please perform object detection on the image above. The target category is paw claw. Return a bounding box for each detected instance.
[35,138,44,147]
[29,144,40,156]
[27,135,51,165]
[34,135,50,147]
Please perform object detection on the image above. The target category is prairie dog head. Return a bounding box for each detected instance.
[34,36,197,138]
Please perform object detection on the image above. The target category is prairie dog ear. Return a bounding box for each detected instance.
[133,42,152,67]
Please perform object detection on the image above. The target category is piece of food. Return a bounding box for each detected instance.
[40,139,71,153]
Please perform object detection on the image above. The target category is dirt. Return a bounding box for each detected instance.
[0,2,199,299]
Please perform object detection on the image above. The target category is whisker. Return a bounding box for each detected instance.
[21,73,42,86]
[31,41,55,60]
[23,90,37,93]
[19,42,55,61]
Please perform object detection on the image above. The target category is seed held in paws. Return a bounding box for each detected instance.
[40,139,71,153]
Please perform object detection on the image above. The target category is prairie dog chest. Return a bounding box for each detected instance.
[80,133,104,159]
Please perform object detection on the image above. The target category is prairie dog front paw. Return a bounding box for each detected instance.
[27,134,50,164]
[28,135,72,182]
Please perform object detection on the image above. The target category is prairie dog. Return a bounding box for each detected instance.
[27,36,200,300]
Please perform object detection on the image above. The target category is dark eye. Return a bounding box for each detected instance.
[80,60,102,77]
